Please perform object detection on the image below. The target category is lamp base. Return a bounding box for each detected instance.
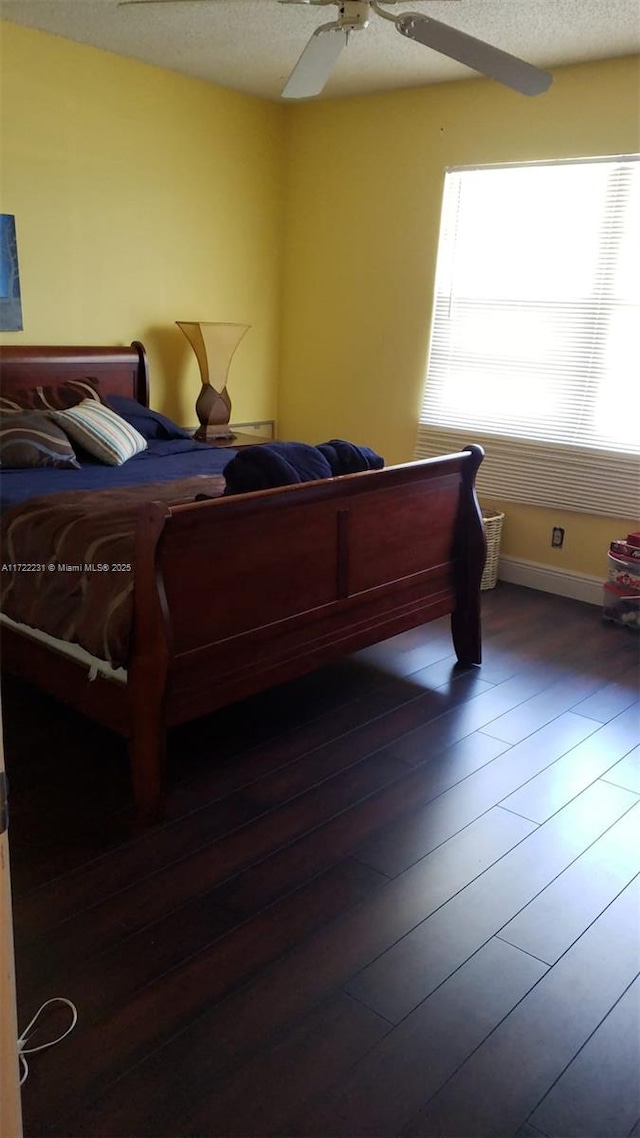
[193,381,233,443]
[195,425,237,442]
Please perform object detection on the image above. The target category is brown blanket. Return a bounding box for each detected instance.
[1,476,225,668]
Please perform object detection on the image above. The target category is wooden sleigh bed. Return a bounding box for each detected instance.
[0,342,486,821]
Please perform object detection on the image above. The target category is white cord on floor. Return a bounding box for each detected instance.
[18,998,78,1086]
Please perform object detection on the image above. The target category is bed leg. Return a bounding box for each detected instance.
[452,445,485,668]
[128,501,171,824]
[129,728,166,824]
[451,600,482,668]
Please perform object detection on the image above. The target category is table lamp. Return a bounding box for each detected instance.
[176,321,250,441]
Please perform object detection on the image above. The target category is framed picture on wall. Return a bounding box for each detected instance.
[0,214,23,332]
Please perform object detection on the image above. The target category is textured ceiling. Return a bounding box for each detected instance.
[2,0,639,100]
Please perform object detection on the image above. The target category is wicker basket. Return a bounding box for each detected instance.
[481,508,505,591]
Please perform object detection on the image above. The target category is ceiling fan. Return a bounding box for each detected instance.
[119,0,553,100]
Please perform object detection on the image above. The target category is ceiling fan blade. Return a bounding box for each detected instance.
[395,13,552,96]
[282,25,348,99]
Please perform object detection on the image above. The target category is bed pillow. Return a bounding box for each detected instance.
[0,378,104,413]
[107,395,193,441]
[0,410,80,469]
[51,400,148,466]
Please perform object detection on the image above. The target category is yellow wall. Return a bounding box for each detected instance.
[280,56,640,577]
[0,22,286,425]
[484,500,637,580]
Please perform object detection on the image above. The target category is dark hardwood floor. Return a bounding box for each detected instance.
[3,582,639,1138]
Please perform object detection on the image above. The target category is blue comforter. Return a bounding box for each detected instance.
[0,434,385,512]
[0,438,232,512]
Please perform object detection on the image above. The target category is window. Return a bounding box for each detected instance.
[415,157,640,517]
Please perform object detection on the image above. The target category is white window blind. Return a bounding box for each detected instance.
[415,157,640,518]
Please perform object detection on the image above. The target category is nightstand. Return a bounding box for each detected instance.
[203,432,272,449]
[192,419,276,449]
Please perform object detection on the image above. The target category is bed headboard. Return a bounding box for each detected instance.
[0,342,150,406]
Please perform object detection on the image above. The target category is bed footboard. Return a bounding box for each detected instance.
[126,446,485,818]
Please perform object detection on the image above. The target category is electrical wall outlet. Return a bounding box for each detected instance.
[551,526,565,548]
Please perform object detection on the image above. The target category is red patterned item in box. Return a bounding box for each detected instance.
[627,532,640,548]
[608,551,640,589]
[610,540,640,560]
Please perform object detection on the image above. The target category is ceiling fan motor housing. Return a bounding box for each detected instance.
[338,1,371,31]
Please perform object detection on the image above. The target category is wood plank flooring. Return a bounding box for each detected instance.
[3,582,639,1138]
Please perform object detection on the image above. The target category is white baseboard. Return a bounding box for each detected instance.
[498,555,603,606]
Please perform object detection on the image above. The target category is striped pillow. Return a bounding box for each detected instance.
[51,400,147,466]
[0,410,80,469]
[0,378,104,413]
